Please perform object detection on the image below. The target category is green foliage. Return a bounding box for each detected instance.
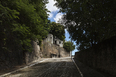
[0,0,50,52]
[49,22,65,41]
[63,41,75,52]
[55,0,116,50]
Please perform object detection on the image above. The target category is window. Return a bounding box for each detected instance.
[55,41,56,44]
[59,41,61,44]
[50,37,52,39]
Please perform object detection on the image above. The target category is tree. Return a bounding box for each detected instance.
[63,41,75,52]
[49,22,65,41]
[55,0,116,50]
[0,0,50,52]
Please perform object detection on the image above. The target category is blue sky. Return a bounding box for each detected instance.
[46,0,78,55]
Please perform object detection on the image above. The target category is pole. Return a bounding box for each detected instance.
[70,45,72,59]
[71,39,72,59]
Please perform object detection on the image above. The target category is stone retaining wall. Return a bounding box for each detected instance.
[41,41,70,58]
[74,36,116,76]
[0,40,41,72]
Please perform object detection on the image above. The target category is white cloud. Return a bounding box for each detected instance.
[54,13,63,23]
[46,0,59,12]
[47,12,53,18]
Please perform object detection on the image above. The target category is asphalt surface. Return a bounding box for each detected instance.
[2,57,105,77]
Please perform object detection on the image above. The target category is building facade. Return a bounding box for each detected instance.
[53,36,63,47]
[44,34,53,44]
[44,34,63,47]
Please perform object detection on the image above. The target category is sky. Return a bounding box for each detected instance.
[46,0,78,55]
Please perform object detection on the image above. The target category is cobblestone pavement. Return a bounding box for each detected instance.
[4,57,105,77]
[5,57,81,77]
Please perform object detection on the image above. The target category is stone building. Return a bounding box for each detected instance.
[41,34,69,58]
[53,36,63,47]
[44,34,63,47]
[44,34,53,44]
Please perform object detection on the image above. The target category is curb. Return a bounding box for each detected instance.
[72,58,83,77]
[0,59,48,77]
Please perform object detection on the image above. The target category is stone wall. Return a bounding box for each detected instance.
[25,40,41,64]
[0,36,69,72]
[0,40,41,72]
[41,40,70,58]
[74,36,116,76]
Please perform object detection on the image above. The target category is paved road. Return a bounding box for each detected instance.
[4,57,105,77]
[5,58,81,77]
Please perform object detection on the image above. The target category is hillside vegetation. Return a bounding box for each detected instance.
[0,0,50,52]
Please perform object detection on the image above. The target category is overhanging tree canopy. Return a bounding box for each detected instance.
[55,0,116,50]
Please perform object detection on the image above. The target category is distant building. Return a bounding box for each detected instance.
[44,34,63,47]
[44,34,53,44]
[53,36,63,47]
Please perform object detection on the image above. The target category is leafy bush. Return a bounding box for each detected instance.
[63,41,75,52]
